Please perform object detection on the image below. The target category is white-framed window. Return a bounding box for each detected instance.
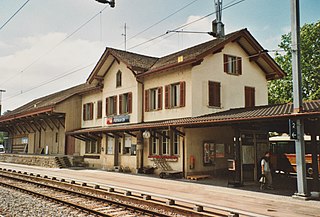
[85,140,101,154]
[83,103,94,121]
[173,133,179,155]
[223,54,242,75]
[151,135,159,155]
[119,92,132,114]
[150,88,159,110]
[165,81,185,109]
[145,87,162,112]
[106,96,117,116]
[107,136,114,155]
[162,130,169,155]
[171,83,180,107]
[123,135,131,154]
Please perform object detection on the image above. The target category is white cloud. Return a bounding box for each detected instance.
[0,32,105,112]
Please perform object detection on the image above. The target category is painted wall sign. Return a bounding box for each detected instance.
[106,115,130,125]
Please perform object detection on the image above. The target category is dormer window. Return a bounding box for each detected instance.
[116,70,122,87]
[224,54,242,75]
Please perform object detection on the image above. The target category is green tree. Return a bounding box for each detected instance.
[268,20,320,104]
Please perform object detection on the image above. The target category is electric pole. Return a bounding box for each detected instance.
[212,0,225,38]
[0,90,5,116]
[122,23,127,51]
[290,0,309,198]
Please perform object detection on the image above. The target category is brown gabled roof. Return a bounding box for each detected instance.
[87,47,158,83]
[88,28,285,84]
[67,100,320,135]
[138,29,285,80]
[0,83,98,122]
[108,48,158,72]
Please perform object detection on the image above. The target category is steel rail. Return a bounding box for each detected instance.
[0,167,269,217]
[0,173,171,217]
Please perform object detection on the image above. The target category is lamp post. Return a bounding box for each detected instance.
[95,0,115,7]
[0,90,5,116]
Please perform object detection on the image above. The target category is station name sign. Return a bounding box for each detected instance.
[106,115,130,125]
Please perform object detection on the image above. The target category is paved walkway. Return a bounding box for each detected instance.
[0,162,319,217]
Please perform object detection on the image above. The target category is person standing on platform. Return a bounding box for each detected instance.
[260,151,273,190]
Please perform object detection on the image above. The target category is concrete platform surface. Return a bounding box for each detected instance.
[0,162,319,217]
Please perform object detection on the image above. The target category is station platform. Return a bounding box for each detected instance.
[0,162,319,217]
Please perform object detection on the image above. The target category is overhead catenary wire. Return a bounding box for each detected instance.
[116,0,200,48]
[128,0,246,51]
[0,5,109,88]
[3,63,94,102]
[0,0,31,31]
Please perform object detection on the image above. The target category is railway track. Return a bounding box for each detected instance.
[0,168,268,217]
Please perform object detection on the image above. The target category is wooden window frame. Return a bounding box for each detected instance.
[224,54,242,75]
[208,81,221,107]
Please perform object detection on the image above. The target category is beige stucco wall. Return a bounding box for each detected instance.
[81,91,103,128]
[143,66,192,122]
[184,126,234,176]
[191,43,268,117]
[102,61,141,126]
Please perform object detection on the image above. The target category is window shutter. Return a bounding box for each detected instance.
[128,92,132,113]
[89,103,94,120]
[208,81,221,107]
[83,104,86,121]
[223,54,228,72]
[214,82,221,107]
[165,85,170,109]
[180,81,186,107]
[158,86,163,110]
[208,81,214,106]
[113,96,117,115]
[105,98,109,116]
[237,57,242,75]
[119,94,123,114]
[145,89,149,112]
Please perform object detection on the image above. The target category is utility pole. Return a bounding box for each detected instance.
[0,90,5,116]
[290,0,309,198]
[122,23,127,51]
[212,0,225,38]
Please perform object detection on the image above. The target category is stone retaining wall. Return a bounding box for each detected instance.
[0,154,59,168]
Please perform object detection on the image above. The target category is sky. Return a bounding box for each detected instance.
[0,0,319,113]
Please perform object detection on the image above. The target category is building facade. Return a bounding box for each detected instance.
[72,29,284,177]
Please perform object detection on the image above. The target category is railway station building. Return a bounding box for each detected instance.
[0,28,319,191]
[67,28,299,182]
[0,84,97,156]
